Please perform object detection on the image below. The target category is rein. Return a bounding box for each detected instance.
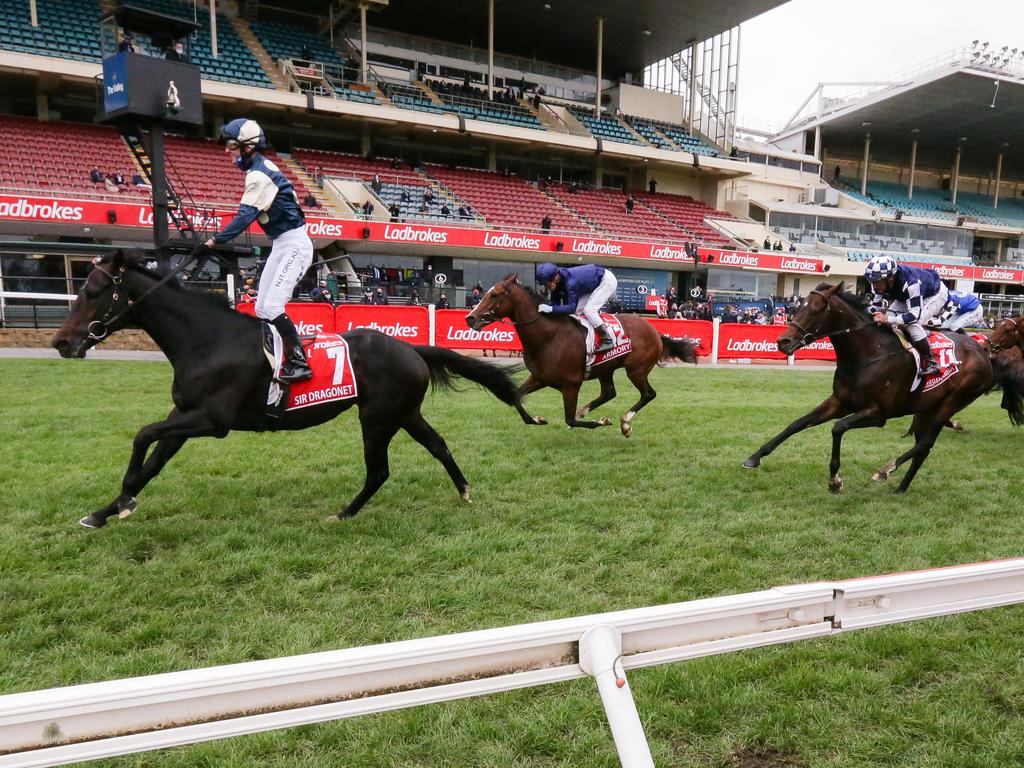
[86,257,195,341]
[785,289,875,351]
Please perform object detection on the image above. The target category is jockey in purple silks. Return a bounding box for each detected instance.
[535,262,619,353]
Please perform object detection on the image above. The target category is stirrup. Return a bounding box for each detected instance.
[279,361,312,382]
[595,337,614,353]
[919,360,940,376]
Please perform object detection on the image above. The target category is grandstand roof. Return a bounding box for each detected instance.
[778,64,1024,178]
[300,0,787,75]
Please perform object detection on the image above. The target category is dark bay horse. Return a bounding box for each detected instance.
[464,274,698,437]
[743,282,1024,493]
[52,251,523,527]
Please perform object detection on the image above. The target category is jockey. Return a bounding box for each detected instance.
[194,118,312,381]
[865,255,948,375]
[535,261,618,352]
[930,289,984,333]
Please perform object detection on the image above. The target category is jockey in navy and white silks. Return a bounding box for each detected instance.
[865,255,948,375]
[196,118,313,381]
[930,289,984,333]
[535,262,618,352]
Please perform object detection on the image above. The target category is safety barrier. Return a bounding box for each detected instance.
[2,558,1023,767]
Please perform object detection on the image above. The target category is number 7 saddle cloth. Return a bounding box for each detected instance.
[262,326,358,410]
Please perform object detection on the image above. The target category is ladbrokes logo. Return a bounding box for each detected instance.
[718,253,761,267]
[306,219,343,238]
[649,244,691,261]
[780,257,818,273]
[570,238,622,256]
[483,232,541,250]
[725,338,779,353]
[345,320,420,338]
[803,339,834,351]
[447,326,516,343]
[296,321,325,335]
[934,265,967,278]
[383,224,448,244]
[0,198,84,222]
[981,268,1015,281]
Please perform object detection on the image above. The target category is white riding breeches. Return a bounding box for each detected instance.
[254,225,314,320]
[890,284,948,342]
[946,306,983,332]
[577,270,618,328]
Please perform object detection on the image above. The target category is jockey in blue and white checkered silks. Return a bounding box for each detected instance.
[929,289,984,333]
[536,262,619,352]
[198,118,313,382]
[865,255,948,375]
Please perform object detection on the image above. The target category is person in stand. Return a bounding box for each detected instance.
[409,288,421,306]
[540,214,552,232]
[117,32,135,53]
[112,171,126,188]
[361,286,374,304]
[720,305,739,323]
[310,280,332,303]
[535,261,619,353]
[388,202,400,222]
[165,40,187,62]
[468,286,482,307]
[930,289,984,333]
[89,167,103,185]
[436,292,450,309]
[648,178,657,194]
[371,174,382,193]
[361,199,374,217]
[372,287,389,305]
[625,194,635,214]
[192,118,313,381]
[865,255,948,375]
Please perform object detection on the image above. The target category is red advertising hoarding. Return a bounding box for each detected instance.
[717,323,788,360]
[235,301,335,335]
[335,305,430,345]
[645,318,714,357]
[434,310,522,350]
[698,248,826,274]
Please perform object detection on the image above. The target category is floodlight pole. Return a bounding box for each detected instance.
[994,148,1005,209]
[360,3,368,84]
[595,16,604,118]
[487,0,494,100]
[860,133,870,196]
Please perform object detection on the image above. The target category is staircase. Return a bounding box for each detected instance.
[539,188,601,234]
[229,16,292,91]
[119,128,198,238]
[412,80,446,107]
[276,154,336,213]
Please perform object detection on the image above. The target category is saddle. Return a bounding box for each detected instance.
[570,313,631,374]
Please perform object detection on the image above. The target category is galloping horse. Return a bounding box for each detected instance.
[52,251,523,527]
[988,316,1024,354]
[464,274,698,436]
[743,282,1024,493]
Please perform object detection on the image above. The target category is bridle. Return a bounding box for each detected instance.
[990,318,1021,352]
[84,256,196,341]
[784,288,874,352]
[475,284,542,327]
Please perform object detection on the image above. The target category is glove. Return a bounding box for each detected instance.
[189,241,212,261]
[538,303,553,313]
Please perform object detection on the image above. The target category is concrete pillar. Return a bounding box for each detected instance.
[813,125,821,161]
[487,0,494,100]
[29,0,37,27]
[35,89,49,121]
[687,43,698,134]
[595,16,603,118]
[361,131,371,158]
[907,133,918,200]
[951,143,962,206]
[209,0,218,58]
[994,147,1005,209]
[860,133,870,196]
[486,144,497,172]
[360,4,368,84]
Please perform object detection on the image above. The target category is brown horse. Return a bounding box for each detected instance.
[464,274,697,436]
[743,282,1024,493]
[988,316,1024,353]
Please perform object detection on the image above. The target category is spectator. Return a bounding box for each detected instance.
[457,205,469,219]
[401,189,411,203]
[409,288,421,306]
[788,242,797,252]
[533,90,541,110]
[131,172,150,190]
[762,236,771,249]
[371,174,382,193]
[648,178,657,194]
[388,202,400,221]
[361,287,373,304]
[540,214,552,232]
[112,171,125,188]
[625,195,635,214]
[833,165,841,184]
[310,280,332,303]
[423,187,434,204]
[436,292,450,309]
[468,286,482,307]
[300,44,312,62]
[372,287,389,305]
[166,40,187,63]
[303,193,319,208]
[239,287,257,303]
[361,200,374,217]
[117,32,134,53]
[569,181,578,194]
[418,200,430,214]
[440,202,451,217]
[721,305,739,323]
[89,167,103,185]
[773,240,783,251]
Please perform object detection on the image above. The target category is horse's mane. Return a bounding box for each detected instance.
[122,254,234,312]
[818,281,873,320]
[501,273,541,306]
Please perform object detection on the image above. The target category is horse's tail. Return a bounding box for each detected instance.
[991,352,1024,426]
[660,335,699,365]
[412,346,522,407]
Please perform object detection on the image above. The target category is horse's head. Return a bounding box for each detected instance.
[989,316,1023,352]
[52,250,135,358]
[776,282,848,355]
[465,273,522,330]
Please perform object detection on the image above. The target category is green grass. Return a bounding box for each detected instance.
[2,359,1023,767]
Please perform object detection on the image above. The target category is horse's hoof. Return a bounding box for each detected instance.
[461,489,472,503]
[597,417,612,427]
[79,515,104,529]
[620,421,633,438]
[575,409,589,420]
[534,416,548,425]
[828,476,843,494]
[872,462,895,482]
[950,420,964,432]
[117,497,137,519]
[742,457,760,469]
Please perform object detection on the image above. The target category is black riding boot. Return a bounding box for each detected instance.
[912,337,940,376]
[594,323,614,353]
[270,314,313,382]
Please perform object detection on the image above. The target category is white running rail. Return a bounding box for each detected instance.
[2,558,1024,768]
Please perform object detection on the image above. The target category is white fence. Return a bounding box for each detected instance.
[2,557,1024,768]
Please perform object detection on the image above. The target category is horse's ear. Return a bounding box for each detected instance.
[110,249,127,268]
[834,281,846,294]
[510,273,519,285]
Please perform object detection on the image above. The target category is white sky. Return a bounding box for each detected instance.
[738,0,1024,128]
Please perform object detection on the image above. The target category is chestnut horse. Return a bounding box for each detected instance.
[988,316,1024,353]
[743,282,1024,493]
[465,274,697,437]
